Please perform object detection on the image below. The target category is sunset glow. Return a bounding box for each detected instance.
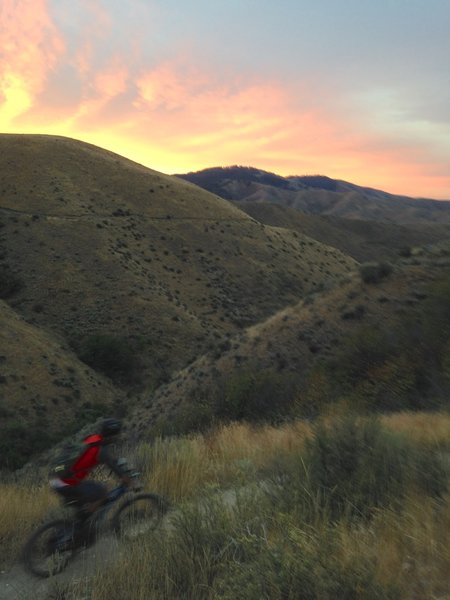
[1,0,450,198]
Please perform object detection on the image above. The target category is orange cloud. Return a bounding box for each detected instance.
[0,6,448,200]
[98,64,450,198]
[94,63,128,99]
[0,0,64,123]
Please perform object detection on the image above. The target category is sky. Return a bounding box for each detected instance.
[1,0,450,199]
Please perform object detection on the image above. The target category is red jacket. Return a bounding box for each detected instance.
[61,434,103,485]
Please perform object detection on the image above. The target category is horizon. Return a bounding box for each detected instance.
[1,1,450,200]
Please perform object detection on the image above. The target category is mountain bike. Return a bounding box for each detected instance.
[22,472,169,578]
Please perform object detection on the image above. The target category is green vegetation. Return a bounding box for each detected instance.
[0,403,110,470]
[359,261,392,284]
[300,275,450,415]
[0,419,57,470]
[0,266,23,299]
[214,368,297,424]
[77,334,141,385]
[301,417,447,519]
[161,368,300,436]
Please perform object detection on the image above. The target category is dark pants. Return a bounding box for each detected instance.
[55,480,108,509]
[54,481,107,546]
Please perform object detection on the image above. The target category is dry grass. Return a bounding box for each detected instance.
[372,494,450,598]
[1,412,448,599]
[130,420,312,502]
[0,483,58,563]
[67,492,450,600]
[381,410,450,447]
[332,493,450,598]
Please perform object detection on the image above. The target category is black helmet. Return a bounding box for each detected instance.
[101,418,122,438]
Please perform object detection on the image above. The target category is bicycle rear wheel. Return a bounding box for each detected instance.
[22,519,75,578]
[112,493,168,540]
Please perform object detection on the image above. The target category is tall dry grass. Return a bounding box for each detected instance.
[381,410,450,447]
[0,484,58,564]
[0,412,448,598]
[131,420,312,502]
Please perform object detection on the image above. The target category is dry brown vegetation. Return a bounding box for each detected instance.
[1,413,448,599]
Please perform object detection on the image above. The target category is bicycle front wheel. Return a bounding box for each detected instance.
[112,493,168,540]
[22,519,75,578]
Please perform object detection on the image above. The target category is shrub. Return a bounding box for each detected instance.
[0,421,57,470]
[158,390,215,436]
[359,261,392,284]
[420,276,450,357]
[0,266,23,299]
[331,326,393,389]
[303,417,448,520]
[214,368,298,424]
[77,334,141,385]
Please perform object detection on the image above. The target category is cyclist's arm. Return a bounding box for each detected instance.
[98,446,132,486]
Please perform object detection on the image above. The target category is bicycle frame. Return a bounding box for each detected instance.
[87,483,130,528]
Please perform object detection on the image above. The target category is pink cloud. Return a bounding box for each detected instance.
[1,5,448,201]
[0,0,65,118]
[94,62,129,99]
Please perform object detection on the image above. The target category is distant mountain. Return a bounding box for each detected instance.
[176,166,450,225]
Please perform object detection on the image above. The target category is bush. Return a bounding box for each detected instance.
[331,326,394,390]
[0,421,57,470]
[303,417,448,520]
[0,266,23,299]
[157,390,215,436]
[359,261,392,284]
[420,277,450,357]
[214,368,298,424]
[77,334,141,385]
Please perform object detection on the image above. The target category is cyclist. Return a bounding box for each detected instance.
[50,418,132,530]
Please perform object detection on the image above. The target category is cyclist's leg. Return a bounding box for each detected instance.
[77,480,108,514]
[53,484,84,511]
[72,481,108,545]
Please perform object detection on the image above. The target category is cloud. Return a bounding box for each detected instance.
[0,0,65,123]
[1,1,449,198]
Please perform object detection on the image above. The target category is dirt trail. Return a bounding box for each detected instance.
[0,535,120,600]
[0,487,249,599]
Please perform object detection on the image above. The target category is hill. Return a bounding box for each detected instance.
[127,241,450,437]
[0,134,356,467]
[232,201,450,262]
[176,166,450,224]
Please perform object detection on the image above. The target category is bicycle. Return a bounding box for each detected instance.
[22,470,169,578]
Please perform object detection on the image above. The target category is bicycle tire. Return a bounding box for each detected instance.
[111,493,168,540]
[22,519,75,578]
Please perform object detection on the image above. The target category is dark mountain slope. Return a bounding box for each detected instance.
[234,201,450,262]
[177,166,450,224]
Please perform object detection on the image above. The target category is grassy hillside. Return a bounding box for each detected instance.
[127,241,450,437]
[0,300,119,468]
[234,201,450,262]
[0,134,356,467]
